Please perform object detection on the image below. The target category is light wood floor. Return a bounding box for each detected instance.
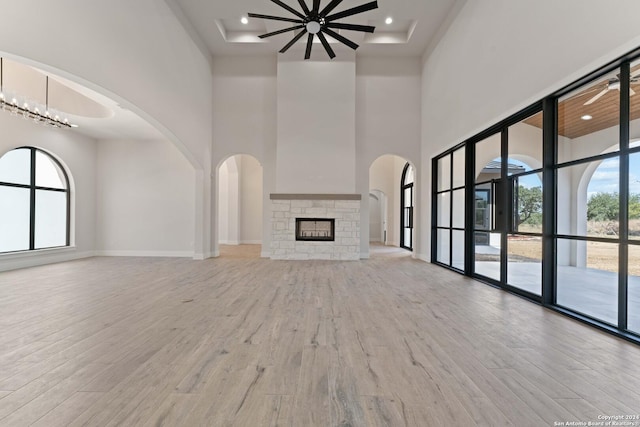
[1,245,640,426]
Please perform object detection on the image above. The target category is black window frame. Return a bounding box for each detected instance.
[431,45,640,346]
[0,146,70,253]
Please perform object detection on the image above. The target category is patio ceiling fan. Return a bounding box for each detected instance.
[248,0,378,60]
[583,70,640,105]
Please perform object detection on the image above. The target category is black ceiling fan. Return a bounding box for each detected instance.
[248,0,378,60]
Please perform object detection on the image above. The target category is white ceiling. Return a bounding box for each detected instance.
[174,0,460,58]
[5,0,461,142]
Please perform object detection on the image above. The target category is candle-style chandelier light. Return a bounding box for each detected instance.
[0,58,75,129]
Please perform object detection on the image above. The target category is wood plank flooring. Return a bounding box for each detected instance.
[0,245,639,426]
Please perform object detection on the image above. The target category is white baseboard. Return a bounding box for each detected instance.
[241,240,262,245]
[360,252,370,259]
[0,248,95,272]
[260,250,270,258]
[95,250,193,258]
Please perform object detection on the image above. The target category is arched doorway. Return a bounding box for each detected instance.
[369,155,415,256]
[369,190,387,244]
[217,154,263,258]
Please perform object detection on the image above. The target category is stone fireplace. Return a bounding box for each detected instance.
[270,194,360,260]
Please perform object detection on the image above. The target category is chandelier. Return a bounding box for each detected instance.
[0,58,75,129]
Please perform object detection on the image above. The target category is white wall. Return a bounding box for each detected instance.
[276,59,356,194]
[240,155,263,244]
[356,57,422,257]
[0,1,211,168]
[211,57,277,257]
[0,114,97,271]
[421,0,640,261]
[95,138,195,256]
[211,56,422,258]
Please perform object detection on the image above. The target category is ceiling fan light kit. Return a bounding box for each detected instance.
[248,0,379,60]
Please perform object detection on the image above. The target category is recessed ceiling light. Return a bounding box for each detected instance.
[581,115,593,120]
[385,17,393,25]
[241,16,249,25]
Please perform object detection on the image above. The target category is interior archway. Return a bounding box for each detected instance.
[369,154,415,257]
[217,154,263,258]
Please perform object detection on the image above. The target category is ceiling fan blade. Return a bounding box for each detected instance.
[317,31,336,59]
[325,1,378,22]
[248,13,303,24]
[319,0,343,16]
[584,88,609,105]
[270,0,306,19]
[259,24,305,39]
[325,22,375,33]
[305,33,314,60]
[312,0,321,14]
[322,27,359,50]
[280,29,308,53]
[298,0,310,15]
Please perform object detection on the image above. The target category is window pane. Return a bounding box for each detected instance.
[437,229,450,265]
[452,189,465,228]
[437,192,450,228]
[403,164,414,185]
[35,190,67,249]
[474,188,491,231]
[557,158,619,238]
[475,232,500,281]
[557,238,618,325]
[475,134,501,183]
[511,112,543,171]
[513,173,543,234]
[629,244,640,334]
[0,148,31,185]
[437,155,450,191]
[558,70,620,163]
[452,230,464,271]
[0,186,30,252]
[452,147,465,188]
[630,152,640,240]
[36,151,66,189]
[507,235,541,295]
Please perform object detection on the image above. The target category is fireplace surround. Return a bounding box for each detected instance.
[270,194,360,260]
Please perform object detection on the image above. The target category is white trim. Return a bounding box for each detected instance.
[241,240,262,245]
[95,250,193,258]
[360,252,370,259]
[0,247,95,272]
[260,250,270,258]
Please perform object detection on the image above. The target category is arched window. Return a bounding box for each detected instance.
[0,147,70,253]
[401,162,414,251]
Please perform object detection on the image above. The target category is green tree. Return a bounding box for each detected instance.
[630,193,640,219]
[517,185,543,226]
[587,192,619,221]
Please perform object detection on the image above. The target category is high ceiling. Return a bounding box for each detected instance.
[2,0,462,142]
[172,0,462,58]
